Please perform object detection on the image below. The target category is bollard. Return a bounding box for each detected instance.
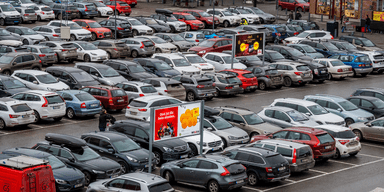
[321,14,323,22]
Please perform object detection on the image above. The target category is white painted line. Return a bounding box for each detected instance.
[361,143,384,149]
[308,169,328,174]
[328,160,358,166]
[358,153,384,159]
[28,124,44,128]
[0,131,8,135]
[175,190,184,192]
[285,179,297,183]
[242,186,264,192]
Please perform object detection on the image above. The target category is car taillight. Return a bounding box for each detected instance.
[39,60,42,63]
[42,97,48,107]
[294,32,299,36]
[276,33,281,37]
[35,13,37,15]
[114,48,118,51]
[337,69,342,72]
[80,103,86,108]
[140,42,145,49]
[53,34,59,37]
[265,167,273,173]
[139,94,145,97]
[292,148,297,164]
[9,114,20,118]
[331,35,334,39]
[164,90,168,92]
[109,98,113,104]
[85,6,88,11]
[242,165,246,170]
[214,36,217,38]
[195,39,199,42]
[338,140,349,145]
[294,72,302,76]
[220,167,230,176]
[126,106,130,109]
[138,108,147,111]
[314,137,320,147]
[349,67,352,71]
[212,83,216,86]
[41,11,45,14]
[117,27,124,30]
[62,49,67,52]
[24,14,29,16]
[225,86,233,89]
[265,75,270,78]
[196,85,205,88]
[39,54,46,57]
[65,10,70,13]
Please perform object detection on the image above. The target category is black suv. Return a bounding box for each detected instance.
[351,88,384,102]
[222,146,290,186]
[81,131,155,174]
[135,58,181,77]
[297,60,329,83]
[329,40,359,52]
[46,66,100,89]
[246,66,283,90]
[99,19,133,38]
[103,59,157,81]
[108,120,191,166]
[0,75,30,96]
[260,50,292,63]
[299,40,343,57]
[172,75,217,101]
[32,133,122,186]
[266,45,312,61]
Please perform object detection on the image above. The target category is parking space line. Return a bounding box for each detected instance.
[242,186,264,192]
[0,131,8,135]
[285,179,297,183]
[361,143,384,149]
[175,190,183,192]
[328,160,358,166]
[308,169,328,174]
[358,153,384,159]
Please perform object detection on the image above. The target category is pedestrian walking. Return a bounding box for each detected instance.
[295,10,302,20]
[365,15,372,33]
[98,109,116,132]
[288,10,294,22]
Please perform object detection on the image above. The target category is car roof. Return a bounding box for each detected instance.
[24,45,50,48]
[237,146,279,157]
[85,85,120,90]
[274,98,318,107]
[340,36,367,40]
[119,172,167,185]
[283,127,327,135]
[184,9,203,12]
[193,154,237,165]
[0,75,15,81]
[172,12,191,15]
[205,52,230,56]
[13,70,49,75]
[206,37,231,41]
[119,81,150,87]
[0,97,19,104]
[306,94,347,102]
[133,95,175,102]
[153,53,184,59]
[264,106,296,112]
[76,62,110,68]
[2,52,34,57]
[314,125,351,133]
[146,77,180,84]
[113,119,150,129]
[57,90,88,95]
[348,95,381,101]
[314,58,339,61]
[273,61,306,66]
[74,19,97,23]
[22,90,59,96]
[108,60,139,66]
[254,139,309,148]
[3,148,52,159]
[355,87,384,93]
[215,106,253,115]
[82,131,127,141]
[46,66,83,72]
[222,69,252,74]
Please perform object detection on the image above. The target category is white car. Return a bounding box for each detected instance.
[93,2,113,17]
[0,2,22,26]
[225,7,259,24]
[141,36,177,53]
[12,70,69,91]
[47,20,91,41]
[284,30,333,44]
[71,41,108,62]
[108,16,153,36]
[206,8,241,28]
[356,51,384,73]
[115,81,159,103]
[181,130,224,156]
[203,52,247,72]
[6,26,45,45]
[126,95,182,121]
[15,0,36,8]
[314,125,361,158]
[0,98,35,130]
[11,90,66,122]
[31,5,54,21]
[270,98,346,126]
[182,53,215,74]
[314,58,353,79]
[152,53,200,75]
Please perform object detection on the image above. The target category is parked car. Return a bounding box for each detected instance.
[140,35,177,54]
[349,117,384,141]
[116,81,159,103]
[278,0,309,12]
[73,19,112,41]
[181,130,224,156]
[246,66,283,90]
[299,39,344,57]
[15,7,37,23]
[351,88,384,102]
[135,17,171,33]
[92,1,113,17]
[0,52,42,76]
[314,58,353,79]
[75,62,127,86]
[237,55,266,66]
[135,58,181,77]
[109,119,191,165]
[46,66,100,89]
[287,44,324,59]
[216,28,247,39]
[6,26,45,45]
[279,24,303,37]
[264,24,288,41]
[297,60,329,83]
[0,75,30,96]
[91,40,130,59]
[172,75,216,101]
[0,97,35,129]
[119,38,154,58]
[182,53,215,74]
[198,29,225,39]
[12,70,69,91]
[347,96,384,118]
[206,8,241,28]
[266,45,313,61]
[104,1,131,16]
[290,20,319,30]
[259,105,319,127]
[356,51,384,73]
[99,19,132,38]
[0,28,22,41]
[71,41,108,62]
[339,36,382,51]
[154,33,195,52]
[0,2,22,25]
[24,45,57,66]
[268,62,313,87]
[226,7,260,24]
[183,10,219,28]
[47,20,92,41]
[262,50,292,63]
[152,53,200,75]
[284,30,333,44]
[203,52,247,71]
[32,25,61,41]
[204,73,243,96]
[103,59,157,81]
[330,39,359,52]
[329,53,373,77]
[243,7,276,24]
[80,85,128,111]
[57,90,101,119]
[39,41,78,62]
[172,12,204,31]
[142,77,186,100]
[73,2,97,18]
[49,4,79,20]
[219,69,258,92]
[150,10,187,33]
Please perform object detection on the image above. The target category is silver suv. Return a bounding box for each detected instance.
[268,62,313,87]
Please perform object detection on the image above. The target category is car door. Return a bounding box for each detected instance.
[72,43,85,60]
[174,159,199,182]
[133,128,149,149]
[271,130,289,139]
[194,160,216,185]
[98,139,119,162]
[231,113,250,133]
[26,74,40,90]
[359,99,377,117]
[272,110,293,128]
[12,56,24,71]
[367,119,384,140]
[57,148,77,167]
[21,55,36,69]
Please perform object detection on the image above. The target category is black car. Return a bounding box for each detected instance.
[49,4,79,20]
[81,131,155,174]
[0,28,22,41]
[347,96,384,118]
[266,45,313,61]
[0,75,30,97]
[217,29,247,39]
[278,24,304,36]
[108,120,191,166]
[246,66,283,90]
[135,17,171,33]
[103,59,157,81]
[290,20,319,30]
[330,40,359,52]
[260,50,293,63]
[236,55,267,66]
[222,146,290,186]
[32,133,122,186]
[297,60,328,83]
[46,66,100,89]
[2,148,85,192]
[299,40,343,57]
[99,19,133,38]
[134,58,181,77]
[351,88,384,102]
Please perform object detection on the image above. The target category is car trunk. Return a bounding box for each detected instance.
[128,100,148,116]
[224,163,246,181]
[296,146,313,166]
[296,65,312,81]
[60,43,77,55]
[316,66,328,78]
[316,133,335,153]
[242,73,257,84]
[10,103,35,123]
[196,79,214,91]
[44,95,65,116]
[265,154,290,177]
[143,40,155,52]
[166,83,186,99]
[110,89,128,106]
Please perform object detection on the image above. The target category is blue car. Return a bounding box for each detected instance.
[73,2,98,18]
[198,29,225,40]
[264,24,288,40]
[299,40,344,57]
[2,148,85,192]
[329,53,373,77]
[57,90,102,119]
[304,94,375,126]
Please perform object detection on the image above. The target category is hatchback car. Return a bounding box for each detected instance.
[204,73,243,96]
[220,69,258,92]
[284,30,333,44]
[172,75,216,101]
[116,81,159,103]
[46,66,100,89]
[347,96,384,118]
[152,53,200,75]
[203,52,247,72]
[75,63,127,86]
[71,41,108,62]
[150,11,187,33]
[206,8,241,28]
[0,75,30,96]
[99,19,132,38]
[329,53,373,77]
[105,1,131,16]
[142,77,186,100]
[50,4,79,20]
[73,19,112,41]
[314,58,353,79]
[108,16,153,36]
[268,62,313,87]
[31,5,55,21]
[57,90,101,119]
[278,0,309,12]
[15,7,37,23]
[351,88,384,102]
[12,70,69,91]
[47,20,92,41]
[172,12,204,31]
[6,26,45,45]
[103,60,157,81]
[24,45,57,66]
[39,41,78,63]
[349,117,384,142]
[0,52,42,76]
[287,44,324,59]
[135,17,171,33]
[182,53,215,74]
[160,154,247,192]
[183,9,220,28]
[80,85,128,111]
[246,66,283,90]
[179,31,206,43]
[73,2,98,18]
[188,38,232,57]
[119,38,155,58]
[154,33,195,52]
[0,97,35,130]
[92,40,130,59]
[140,35,177,54]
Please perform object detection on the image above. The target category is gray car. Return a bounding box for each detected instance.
[32,25,61,41]
[154,33,196,52]
[119,38,155,58]
[244,7,275,24]
[348,117,384,142]
[115,81,159,103]
[75,62,128,86]
[15,7,37,23]
[87,172,175,192]
[172,75,217,101]
[6,26,45,45]
[268,62,313,87]
[246,66,284,90]
[287,44,324,59]
[24,45,57,66]
[39,41,78,62]
[160,154,247,192]
[204,73,243,96]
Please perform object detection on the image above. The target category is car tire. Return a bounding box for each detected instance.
[34,110,41,122]
[45,37,49,41]
[250,132,259,138]
[188,143,198,157]
[349,152,358,156]
[164,171,175,184]
[221,138,227,148]
[0,18,4,26]
[345,118,354,127]
[2,70,11,76]
[278,5,283,11]
[176,45,181,52]
[155,48,162,53]
[83,171,92,186]
[207,180,220,192]
[31,20,36,23]
[223,20,230,28]
[53,117,62,121]
[70,34,76,41]
[328,73,333,80]
[84,54,91,62]
[91,33,97,41]
[333,149,341,159]
[0,118,6,130]
[186,91,196,101]
[98,11,101,17]
[297,7,303,12]
[248,172,258,186]
[153,150,162,166]
[353,129,363,140]
[37,16,42,21]
[32,66,40,71]
[57,13,62,20]
[119,161,129,174]
[66,108,75,119]
[283,77,292,87]
[318,80,325,83]
[260,18,264,24]
[131,50,139,58]
[258,81,266,90]
[107,52,112,59]
[115,9,119,15]
[170,26,175,33]
[187,25,191,31]
[23,39,29,45]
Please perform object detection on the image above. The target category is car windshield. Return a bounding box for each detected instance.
[245,55,260,61]
[128,65,146,73]
[228,76,241,84]
[243,113,264,125]
[0,5,16,12]
[296,32,309,38]
[222,11,233,16]
[145,19,157,25]
[209,117,232,130]
[20,0,33,3]
[338,100,358,111]
[75,93,95,101]
[0,56,15,64]
[45,155,66,169]
[71,71,95,82]
[94,2,106,7]
[330,60,345,66]
[98,67,120,77]
[36,74,58,84]
[302,45,317,53]
[88,22,102,28]
[269,52,285,60]
[296,0,306,3]
[129,19,143,26]
[170,35,185,41]
[286,110,308,121]
[362,39,375,47]
[173,59,191,67]
[165,16,178,22]
[3,79,27,89]
[323,42,338,51]
[198,40,215,47]
[78,42,98,50]
[342,42,356,49]
[72,147,100,162]
[222,56,239,63]
[186,55,206,63]
[141,85,157,93]
[183,15,196,20]
[293,26,303,31]
[307,105,328,115]
[130,100,147,107]
[0,29,11,36]
[199,11,210,17]
[113,138,141,153]
[290,48,305,56]
[372,99,384,109]
[251,8,264,14]
[153,61,173,70]
[20,28,37,35]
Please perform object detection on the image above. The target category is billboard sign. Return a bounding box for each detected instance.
[234,32,264,57]
[373,11,384,22]
[153,102,201,141]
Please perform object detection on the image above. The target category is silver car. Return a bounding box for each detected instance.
[268,62,313,87]
[140,35,177,53]
[24,45,57,66]
[38,41,78,62]
[258,106,319,128]
[15,7,37,23]
[115,81,159,103]
[6,26,45,45]
[204,73,243,96]
[32,25,61,41]
[75,62,128,86]
[154,33,196,52]
[0,97,35,130]
[119,38,155,58]
[349,117,384,142]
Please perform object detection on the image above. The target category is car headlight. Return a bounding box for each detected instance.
[55,179,68,184]
[199,50,206,54]
[91,53,97,56]
[230,18,234,21]
[196,141,207,146]
[92,170,105,174]
[208,19,212,22]
[163,147,174,152]
[193,23,198,26]
[126,156,138,163]
[106,80,114,85]
[228,136,236,140]
[358,117,367,121]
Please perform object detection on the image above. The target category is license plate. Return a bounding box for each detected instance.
[236,180,244,184]
[180,154,188,159]
[99,57,103,59]
[91,104,98,107]
[144,164,148,168]
[53,106,60,109]
[301,159,309,163]
[72,12,76,14]
[234,85,239,88]
[118,99,124,102]
[303,74,307,77]
[125,29,129,31]
[22,115,29,118]
[14,21,19,23]
[130,111,137,115]
[47,13,51,15]
[325,145,331,149]
[205,93,212,96]
[320,71,325,74]
[250,86,256,89]
[74,184,82,188]
[278,167,286,171]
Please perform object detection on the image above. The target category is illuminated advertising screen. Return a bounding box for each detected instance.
[235,32,264,57]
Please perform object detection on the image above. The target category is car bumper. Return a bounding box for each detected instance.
[339,143,362,155]
[57,179,85,192]
[4,17,21,24]
[228,138,249,146]
[5,116,35,127]
[220,178,248,190]
[354,68,373,74]
[131,161,156,171]
[77,35,92,41]
[39,109,66,119]
[75,107,102,117]
[41,56,58,64]
[331,72,354,78]
[137,49,154,56]
[163,149,191,161]
[175,26,186,32]
[313,74,328,81]
[242,84,258,91]
[22,16,37,21]
[108,103,128,110]
[101,11,113,16]
[196,90,217,99]
[90,55,108,62]
[40,14,55,20]
[315,150,336,160]
[83,12,98,17]
[58,53,77,61]
[117,30,133,37]
[219,87,243,95]
[190,25,204,30]
[290,160,315,172]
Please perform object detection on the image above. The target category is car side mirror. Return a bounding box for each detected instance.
[166,39,172,42]
[169,63,174,67]
[305,112,311,116]
[177,163,184,168]
[12,62,17,65]
[108,148,115,154]
[213,45,218,48]
[219,61,224,64]
[32,81,38,84]
[207,127,214,131]
[365,122,372,127]
[69,158,75,162]
[77,48,82,51]
[240,123,245,126]
[337,108,342,112]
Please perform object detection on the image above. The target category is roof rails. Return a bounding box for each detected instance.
[222,106,251,111]
[314,94,344,99]
[121,175,148,183]
[256,140,293,148]
[84,131,111,140]
[238,147,264,155]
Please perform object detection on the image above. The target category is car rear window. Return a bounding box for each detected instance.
[225,163,245,174]
[149,182,173,192]
[242,73,255,78]
[11,104,31,113]
[45,95,64,104]
[297,147,312,158]
[54,28,61,33]
[143,41,154,47]
[61,43,76,48]
[111,89,126,97]
[196,34,205,39]
[167,83,183,89]
[42,7,51,11]
[374,55,384,60]
[75,93,95,101]
[265,154,286,164]
[276,147,292,157]
[334,130,356,139]
[296,65,310,71]
[25,9,35,13]
[197,79,212,85]
[275,27,286,32]
[316,133,334,144]
[40,48,54,53]
[140,86,157,93]
[130,100,147,107]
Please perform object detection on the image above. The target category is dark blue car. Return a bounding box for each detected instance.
[73,2,97,18]
[57,90,102,119]
[329,53,373,77]
[264,24,288,40]
[134,58,181,77]
[299,39,344,57]
[2,148,85,192]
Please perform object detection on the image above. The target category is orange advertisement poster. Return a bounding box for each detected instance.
[373,11,384,22]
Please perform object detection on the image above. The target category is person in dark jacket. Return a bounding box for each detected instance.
[295,10,302,20]
[365,15,372,33]
[288,11,294,22]
[99,109,116,132]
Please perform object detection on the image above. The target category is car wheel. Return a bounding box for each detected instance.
[98,11,101,17]
[0,18,4,26]
[119,161,129,174]
[328,73,333,80]
[2,70,11,76]
[70,34,76,41]
[221,138,227,148]
[345,118,354,127]
[278,5,283,10]
[83,171,92,186]
[115,9,119,15]
[57,13,62,20]
[155,48,162,53]
[187,25,191,31]
[66,108,75,119]
[353,129,363,140]
[203,21,207,29]
[170,26,175,33]
[333,149,341,159]
[107,52,112,59]
[34,110,41,122]
[258,81,266,90]
[283,77,292,87]
[164,171,175,184]
[208,180,220,192]
[250,132,259,138]
[131,50,138,58]
[176,45,181,52]
[297,7,303,12]
[153,150,162,166]
[84,54,91,62]
[45,37,49,41]
[223,20,230,28]
[0,118,5,130]
[188,143,198,157]
[37,15,42,21]
[53,117,62,121]
[353,69,357,77]
[23,39,29,45]
[349,152,358,156]
[186,91,195,101]
[132,30,138,37]
[248,172,258,186]
[260,18,264,24]
[91,33,97,41]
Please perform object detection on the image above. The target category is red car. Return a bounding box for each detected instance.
[73,19,112,41]
[172,12,204,31]
[80,85,128,111]
[220,69,258,92]
[105,1,131,16]
[278,0,309,12]
[182,10,219,28]
[109,0,137,8]
[250,127,336,160]
[188,38,232,56]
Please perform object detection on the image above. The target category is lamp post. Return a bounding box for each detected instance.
[114,0,117,40]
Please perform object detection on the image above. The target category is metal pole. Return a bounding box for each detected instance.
[360,0,363,37]
[209,0,211,6]
[148,108,155,173]
[233,0,234,5]
[199,100,204,155]
[115,0,117,40]
[212,2,215,30]
[275,0,278,23]
[231,34,235,69]
[321,14,323,22]
[262,32,265,65]
[308,12,310,21]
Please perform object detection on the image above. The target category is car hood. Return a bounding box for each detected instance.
[148,24,168,29]
[103,76,128,84]
[90,28,111,32]
[79,80,100,87]
[53,166,84,181]
[183,130,221,143]
[249,122,282,134]
[188,46,209,52]
[97,7,113,11]
[156,138,186,148]
[351,109,374,118]
[365,46,382,51]
[44,82,70,90]
[313,113,345,123]
[284,37,304,42]
[83,157,120,171]
[133,25,152,31]
[72,29,91,34]
[306,52,324,59]
[23,34,45,40]
[192,63,214,69]
[174,66,200,73]
[84,49,107,56]
[219,127,248,138]
[174,41,195,47]
[292,119,319,127]
[131,72,157,80]
[349,121,366,129]
[7,87,30,95]
[186,20,203,24]
[259,13,275,18]
[121,148,153,161]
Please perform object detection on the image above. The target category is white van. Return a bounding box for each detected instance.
[0,3,21,26]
